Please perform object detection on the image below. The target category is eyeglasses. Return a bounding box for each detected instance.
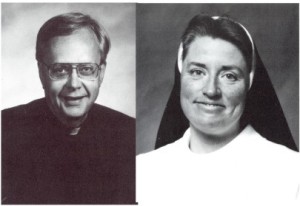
[40,62,101,80]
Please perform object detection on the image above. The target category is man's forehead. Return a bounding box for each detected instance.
[49,28,99,47]
[44,28,101,63]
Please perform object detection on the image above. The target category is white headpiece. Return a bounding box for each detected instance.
[177,16,256,89]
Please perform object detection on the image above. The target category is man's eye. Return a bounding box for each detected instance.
[79,66,95,75]
[82,67,93,71]
[52,66,68,74]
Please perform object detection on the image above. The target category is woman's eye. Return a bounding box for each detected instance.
[190,69,204,76]
[224,73,238,81]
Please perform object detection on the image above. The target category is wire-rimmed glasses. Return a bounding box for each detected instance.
[40,62,101,80]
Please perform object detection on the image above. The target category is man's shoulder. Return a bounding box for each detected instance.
[87,104,135,164]
[2,98,47,123]
[1,99,49,150]
[90,103,135,125]
[86,104,135,144]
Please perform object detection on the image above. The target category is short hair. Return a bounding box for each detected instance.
[181,15,253,71]
[36,12,110,64]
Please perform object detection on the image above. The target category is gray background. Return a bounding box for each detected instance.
[2,3,136,118]
[136,4,299,154]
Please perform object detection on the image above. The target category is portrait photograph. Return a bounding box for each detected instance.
[2,3,136,204]
[136,3,299,154]
[1,2,300,206]
[2,3,136,118]
[136,3,299,205]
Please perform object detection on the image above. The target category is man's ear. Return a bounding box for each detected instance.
[98,63,106,85]
[37,62,46,89]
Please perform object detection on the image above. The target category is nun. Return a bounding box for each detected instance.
[137,15,300,206]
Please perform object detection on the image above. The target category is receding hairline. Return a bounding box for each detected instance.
[36,12,110,63]
[40,27,102,62]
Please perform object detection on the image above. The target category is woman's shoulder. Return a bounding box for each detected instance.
[239,125,300,173]
[138,138,185,160]
[137,137,190,172]
[243,125,299,156]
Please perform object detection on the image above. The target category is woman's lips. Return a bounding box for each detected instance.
[196,101,225,107]
[193,101,225,113]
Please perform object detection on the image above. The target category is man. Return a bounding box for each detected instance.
[2,12,135,204]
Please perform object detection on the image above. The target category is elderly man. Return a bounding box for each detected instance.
[2,12,135,204]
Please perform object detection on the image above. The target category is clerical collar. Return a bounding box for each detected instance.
[69,127,81,135]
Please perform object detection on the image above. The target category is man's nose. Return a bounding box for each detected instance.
[202,75,221,98]
[66,68,82,89]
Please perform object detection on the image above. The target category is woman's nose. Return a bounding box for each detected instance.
[202,76,221,98]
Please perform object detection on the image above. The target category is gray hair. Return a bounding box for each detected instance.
[36,12,110,64]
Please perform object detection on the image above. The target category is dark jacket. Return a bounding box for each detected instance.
[2,98,136,204]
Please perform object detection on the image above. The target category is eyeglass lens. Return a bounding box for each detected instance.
[49,63,99,80]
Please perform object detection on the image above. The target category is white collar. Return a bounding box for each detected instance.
[178,125,258,157]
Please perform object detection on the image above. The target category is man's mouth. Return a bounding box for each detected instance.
[62,96,86,106]
[64,96,85,101]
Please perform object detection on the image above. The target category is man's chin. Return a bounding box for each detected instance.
[64,112,86,119]
[65,114,86,120]
[62,106,86,116]
[61,109,88,123]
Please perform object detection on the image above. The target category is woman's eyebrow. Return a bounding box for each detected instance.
[221,65,243,72]
[188,62,207,68]
[188,63,243,72]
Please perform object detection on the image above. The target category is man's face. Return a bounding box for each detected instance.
[180,36,249,136]
[39,28,105,125]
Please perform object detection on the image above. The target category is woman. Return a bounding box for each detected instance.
[137,15,299,205]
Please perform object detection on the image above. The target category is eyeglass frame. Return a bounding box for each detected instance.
[39,61,102,81]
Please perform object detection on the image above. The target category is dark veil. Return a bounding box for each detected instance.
[155,46,298,151]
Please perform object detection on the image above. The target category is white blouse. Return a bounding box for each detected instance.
[137,125,300,206]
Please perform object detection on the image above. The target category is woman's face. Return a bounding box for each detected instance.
[180,36,249,136]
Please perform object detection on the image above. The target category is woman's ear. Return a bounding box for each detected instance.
[248,54,256,90]
[177,43,183,73]
[248,66,255,90]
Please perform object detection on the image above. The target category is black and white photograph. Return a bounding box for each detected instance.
[1,3,136,204]
[136,3,300,205]
[1,2,300,206]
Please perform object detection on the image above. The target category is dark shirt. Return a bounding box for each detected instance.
[2,98,136,204]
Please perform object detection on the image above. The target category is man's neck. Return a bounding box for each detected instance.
[60,114,88,128]
[45,98,89,128]
[189,123,241,154]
